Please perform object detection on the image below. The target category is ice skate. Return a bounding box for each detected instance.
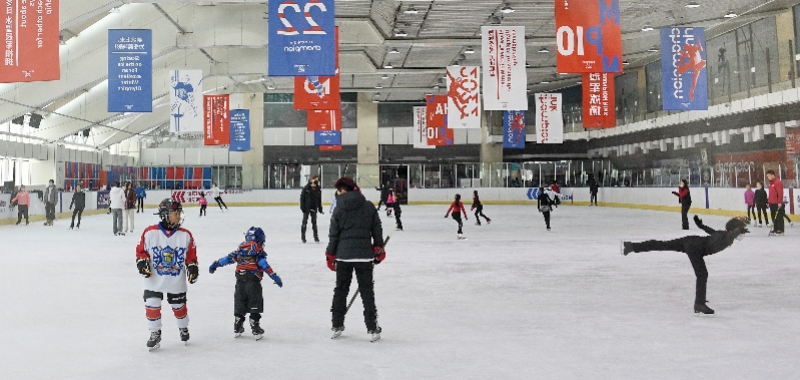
[234,316,245,337]
[369,327,382,342]
[396,225,403,231]
[475,221,481,226]
[621,241,633,256]
[694,302,715,315]
[486,219,491,224]
[768,230,784,237]
[331,326,345,339]
[179,327,190,345]
[457,233,467,240]
[547,227,551,231]
[250,319,264,340]
[146,330,161,351]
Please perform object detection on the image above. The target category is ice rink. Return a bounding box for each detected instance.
[2,203,798,379]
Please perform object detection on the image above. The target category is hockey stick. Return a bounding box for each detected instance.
[345,230,394,315]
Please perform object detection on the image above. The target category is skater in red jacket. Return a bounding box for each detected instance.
[445,194,468,239]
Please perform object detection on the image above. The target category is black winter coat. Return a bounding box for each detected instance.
[379,185,391,202]
[754,188,768,207]
[70,192,86,210]
[692,217,741,257]
[300,183,322,213]
[326,191,383,261]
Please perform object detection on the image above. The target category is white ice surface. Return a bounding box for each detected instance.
[1,205,799,379]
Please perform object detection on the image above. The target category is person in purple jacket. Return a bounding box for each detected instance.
[744,184,755,224]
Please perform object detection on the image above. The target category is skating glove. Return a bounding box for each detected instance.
[325,252,337,271]
[267,271,283,287]
[373,245,386,264]
[318,208,324,215]
[186,263,199,284]
[136,258,151,278]
[209,260,220,274]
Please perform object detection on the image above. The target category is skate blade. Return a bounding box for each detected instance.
[370,334,381,342]
[148,343,160,352]
[235,332,242,338]
[254,334,263,341]
[331,332,343,339]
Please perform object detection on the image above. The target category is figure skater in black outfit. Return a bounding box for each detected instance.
[471,190,491,225]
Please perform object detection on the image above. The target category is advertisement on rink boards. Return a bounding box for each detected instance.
[0,194,12,219]
[446,66,481,129]
[660,27,708,111]
[555,0,623,73]
[97,190,110,209]
[108,29,152,113]
[169,70,203,134]
[0,0,60,83]
[268,0,336,76]
[307,109,341,131]
[294,27,340,110]
[481,26,528,110]
[229,109,250,152]
[503,110,526,149]
[535,93,564,144]
[582,72,615,128]
[203,94,230,146]
[412,106,434,149]
[172,189,246,204]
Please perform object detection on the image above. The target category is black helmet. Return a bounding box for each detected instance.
[156,198,183,229]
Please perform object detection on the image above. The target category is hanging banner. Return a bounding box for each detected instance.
[446,66,481,129]
[660,27,708,110]
[169,70,203,134]
[294,27,339,110]
[203,94,230,146]
[426,95,448,127]
[503,111,526,149]
[229,109,250,152]
[314,130,341,146]
[268,0,336,76]
[412,106,434,149]
[0,0,60,83]
[108,29,152,113]
[555,0,623,73]
[582,72,615,128]
[307,109,340,131]
[481,26,528,110]
[535,93,563,144]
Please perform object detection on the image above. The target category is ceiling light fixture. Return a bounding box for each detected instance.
[384,63,394,69]
[457,54,467,61]
[404,6,418,14]
[724,10,737,18]
[500,4,514,14]
[525,62,531,67]
[266,85,275,90]
[59,34,66,45]
[464,47,475,54]
[394,30,408,37]
[641,25,654,32]
[538,47,549,53]
[685,1,700,8]
[623,60,630,66]
[389,48,400,54]
[381,74,390,79]
[109,7,121,13]
[375,84,383,89]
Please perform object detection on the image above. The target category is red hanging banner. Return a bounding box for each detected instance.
[319,145,343,151]
[426,95,448,128]
[307,109,341,131]
[1,0,61,83]
[294,27,340,110]
[203,94,230,145]
[582,72,616,128]
[555,0,622,73]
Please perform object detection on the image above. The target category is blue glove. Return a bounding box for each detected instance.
[209,260,219,274]
[268,272,283,288]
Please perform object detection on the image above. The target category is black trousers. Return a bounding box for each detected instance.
[756,205,769,224]
[451,212,463,234]
[331,261,377,331]
[681,202,691,229]
[474,205,490,222]
[45,202,56,221]
[746,205,755,221]
[376,199,387,210]
[302,210,319,238]
[16,205,29,223]
[631,236,708,304]
[590,193,598,205]
[199,204,207,216]
[136,198,144,212]
[234,272,263,320]
[542,210,551,228]
[214,196,227,210]
[70,208,83,228]
[393,205,403,229]
[769,204,785,232]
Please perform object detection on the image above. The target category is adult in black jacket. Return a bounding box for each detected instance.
[754,180,769,228]
[69,184,86,230]
[622,215,748,314]
[325,177,384,341]
[376,181,391,211]
[589,180,599,206]
[300,176,323,243]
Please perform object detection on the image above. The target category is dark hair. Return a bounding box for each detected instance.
[473,190,478,195]
[114,181,120,187]
[680,179,688,187]
[756,180,763,186]
[766,169,776,176]
[455,194,461,201]
[199,191,205,196]
[725,217,749,233]
[334,177,356,192]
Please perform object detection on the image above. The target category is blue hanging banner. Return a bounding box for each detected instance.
[660,27,708,111]
[314,130,341,146]
[268,0,336,76]
[108,29,152,112]
[503,111,526,149]
[229,109,251,152]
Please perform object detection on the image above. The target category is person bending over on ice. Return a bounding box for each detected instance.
[622,215,749,314]
[326,177,385,342]
[209,227,283,340]
[135,199,199,351]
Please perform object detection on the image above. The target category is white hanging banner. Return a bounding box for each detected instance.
[412,106,434,149]
[446,66,481,129]
[535,93,563,144]
[482,26,527,111]
[169,70,204,134]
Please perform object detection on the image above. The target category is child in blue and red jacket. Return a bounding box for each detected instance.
[209,227,282,340]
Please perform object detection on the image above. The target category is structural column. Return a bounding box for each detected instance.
[480,111,503,187]
[356,93,380,188]
[234,93,265,189]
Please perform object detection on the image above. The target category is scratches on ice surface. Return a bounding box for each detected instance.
[0,205,798,379]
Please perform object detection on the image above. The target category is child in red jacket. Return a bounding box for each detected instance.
[445,194,468,239]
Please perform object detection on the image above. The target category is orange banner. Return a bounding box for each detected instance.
[294,27,340,110]
[1,0,60,83]
[426,95,448,128]
[307,109,341,131]
[582,73,616,128]
[203,95,230,145]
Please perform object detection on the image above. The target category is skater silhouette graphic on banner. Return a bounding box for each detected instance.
[661,27,708,110]
[170,70,203,134]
